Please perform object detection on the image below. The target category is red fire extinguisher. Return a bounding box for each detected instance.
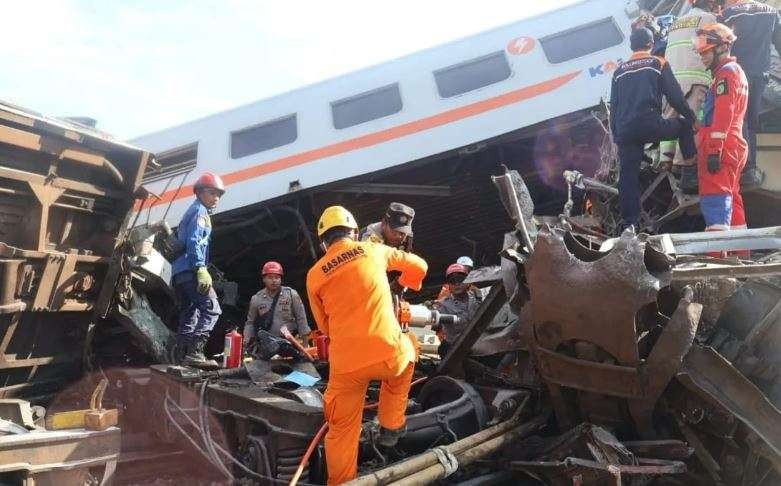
[223,328,243,369]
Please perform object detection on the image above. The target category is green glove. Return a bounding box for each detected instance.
[196,267,212,294]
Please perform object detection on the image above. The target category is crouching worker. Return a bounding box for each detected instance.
[244,261,311,347]
[695,24,750,257]
[306,206,428,484]
[171,172,225,369]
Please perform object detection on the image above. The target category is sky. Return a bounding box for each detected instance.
[1,0,579,140]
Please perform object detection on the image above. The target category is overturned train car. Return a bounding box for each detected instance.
[0,102,151,401]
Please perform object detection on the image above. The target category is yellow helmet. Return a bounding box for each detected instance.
[317,206,358,237]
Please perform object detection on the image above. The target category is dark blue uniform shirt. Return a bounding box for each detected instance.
[720,1,781,78]
[610,51,695,142]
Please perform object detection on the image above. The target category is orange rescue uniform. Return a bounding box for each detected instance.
[306,239,427,484]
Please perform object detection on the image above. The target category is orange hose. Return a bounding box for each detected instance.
[289,421,328,486]
[288,376,428,485]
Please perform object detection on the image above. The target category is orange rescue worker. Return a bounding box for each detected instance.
[306,206,428,484]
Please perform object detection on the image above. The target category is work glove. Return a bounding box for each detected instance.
[196,266,212,294]
[707,154,721,174]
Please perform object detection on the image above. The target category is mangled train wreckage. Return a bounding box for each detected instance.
[2,98,780,485]
[111,171,781,486]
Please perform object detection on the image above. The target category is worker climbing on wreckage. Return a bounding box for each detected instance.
[694,24,750,253]
[306,205,427,484]
[659,0,719,191]
[610,27,698,231]
[171,172,225,370]
[243,261,311,348]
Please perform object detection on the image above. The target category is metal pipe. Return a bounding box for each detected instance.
[386,413,548,486]
[668,226,781,254]
[345,398,535,486]
[672,263,781,280]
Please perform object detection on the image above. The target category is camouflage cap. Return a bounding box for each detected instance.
[385,202,415,235]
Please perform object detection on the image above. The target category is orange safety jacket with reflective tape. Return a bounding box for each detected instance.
[306,239,427,373]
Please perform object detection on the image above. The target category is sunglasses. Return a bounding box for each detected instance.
[446,275,467,284]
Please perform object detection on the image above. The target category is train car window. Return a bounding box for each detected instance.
[230,114,298,159]
[143,142,198,182]
[332,84,403,129]
[434,51,511,98]
[540,17,623,64]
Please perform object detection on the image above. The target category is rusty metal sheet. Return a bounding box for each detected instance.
[628,289,702,436]
[527,227,664,367]
[535,347,645,398]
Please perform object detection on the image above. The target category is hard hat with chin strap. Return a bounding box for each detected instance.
[193,172,226,195]
[694,23,736,54]
[317,206,358,237]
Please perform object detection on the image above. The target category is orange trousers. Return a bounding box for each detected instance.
[324,350,415,484]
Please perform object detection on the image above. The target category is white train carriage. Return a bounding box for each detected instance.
[132,0,642,225]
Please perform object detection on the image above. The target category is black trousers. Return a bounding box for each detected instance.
[616,116,696,227]
[744,74,768,171]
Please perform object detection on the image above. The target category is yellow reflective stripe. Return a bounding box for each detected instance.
[667,39,694,49]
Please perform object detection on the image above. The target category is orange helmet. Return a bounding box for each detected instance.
[193,172,226,195]
[694,23,736,54]
[261,261,283,276]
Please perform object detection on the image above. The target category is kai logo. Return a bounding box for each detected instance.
[589,59,622,78]
[506,36,535,55]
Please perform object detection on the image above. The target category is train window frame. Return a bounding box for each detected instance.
[433,51,512,99]
[539,17,624,64]
[331,83,404,130]
[230,114,298,159]
[143,142,198,183]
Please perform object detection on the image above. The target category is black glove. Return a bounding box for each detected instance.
[707,154,721,174]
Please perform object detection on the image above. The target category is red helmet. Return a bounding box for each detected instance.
[445,263,469,278]
[262,261,283,276]
[193,172,226,195]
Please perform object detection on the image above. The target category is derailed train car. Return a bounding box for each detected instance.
[0,102,152,401]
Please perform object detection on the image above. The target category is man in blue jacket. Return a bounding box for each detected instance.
[720,0,781,187]
[610,27,697,231]
[171,172,225,369]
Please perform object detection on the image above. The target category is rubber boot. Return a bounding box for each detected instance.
[182,336,219,370]
[378,424,407,448]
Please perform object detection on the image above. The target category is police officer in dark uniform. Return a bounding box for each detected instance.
[610,27,698,230]
[719,0,781,187]
[359,202,415,251]
[171,172,225,369]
